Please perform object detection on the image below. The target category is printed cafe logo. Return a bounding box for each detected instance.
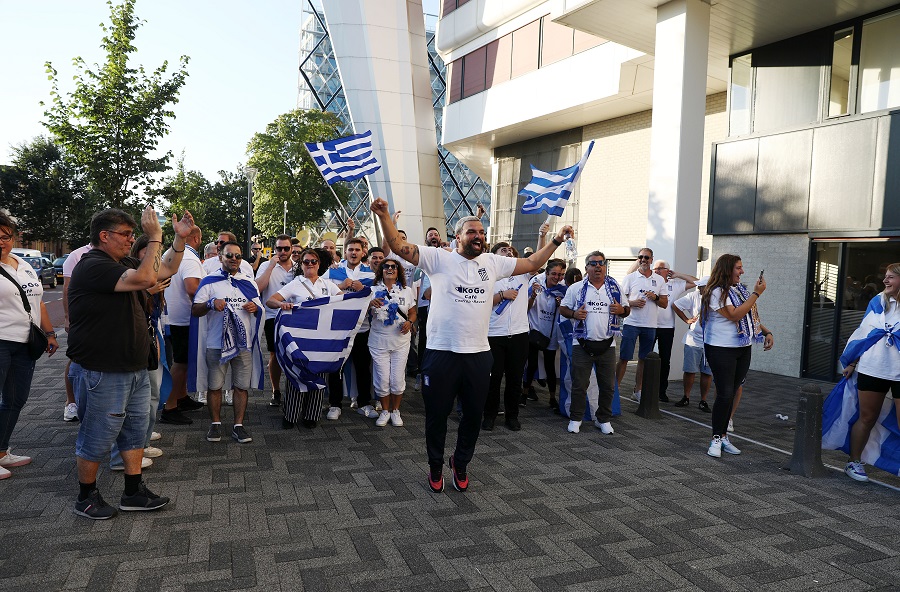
[454,285,485,302]
[586,300,608,308]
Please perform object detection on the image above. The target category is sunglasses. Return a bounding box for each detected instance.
[586,260,607,267]
[302,259,319,265]
[216,240,228,245]
[252,247,261,252]
[275,246,291,251]
[637,255,651,260]
[381,264,398,270]
[223,253,242,260]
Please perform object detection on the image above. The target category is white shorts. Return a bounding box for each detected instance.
[369,342,411,397]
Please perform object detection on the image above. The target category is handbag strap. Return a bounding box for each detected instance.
[0,263,32,314]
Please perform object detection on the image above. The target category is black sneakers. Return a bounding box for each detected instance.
[269,390,281,407]
[206,423,222,442]
[120,481,169,511]
[160,409,193,425]
[177,397,204,411]
[73,489,118,520]
[232,425,253,443]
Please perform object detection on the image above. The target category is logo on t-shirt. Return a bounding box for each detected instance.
[478,268,489,281]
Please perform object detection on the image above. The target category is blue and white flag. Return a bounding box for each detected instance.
[305,130,381,185]
[822,294,900,475]
[274,288,372,392]
[519,140,594,216]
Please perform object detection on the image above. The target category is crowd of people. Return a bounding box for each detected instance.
[0,201,897,519]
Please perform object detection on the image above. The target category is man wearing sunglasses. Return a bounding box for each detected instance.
[255,235,296,407]
[202,231,254,276]
[191,242,264,445]
[616,248,668,403]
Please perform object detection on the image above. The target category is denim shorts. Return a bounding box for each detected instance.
[619,324,656,360]
[682,344,712,375]
[205,349,252,391]
[71,362,151,462]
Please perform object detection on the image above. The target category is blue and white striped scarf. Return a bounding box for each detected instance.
[728,283,764,347]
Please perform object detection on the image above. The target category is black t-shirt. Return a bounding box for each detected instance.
[67,250,150,372]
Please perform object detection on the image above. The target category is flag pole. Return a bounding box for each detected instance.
[303,142,374,246]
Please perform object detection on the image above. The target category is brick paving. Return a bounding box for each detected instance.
[1,334,898,591]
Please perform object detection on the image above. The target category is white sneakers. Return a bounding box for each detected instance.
[111,457,153,470]
[143,447,163,458]
[224,390,233,406]
[633,390,642,403]
[64,403,78,422]
[720,435,741,455]
[373,409,404,427]
[727,419,735,433]
[390,410,403,426]
[567,420,582,433]
[375,410,390,427]
[708,435,741,458]
[0,451,32,468]
[150,431,162,442]
[594,421,614,434]
[374,400,383,412]
[326,407,341,420]
[358,405,379,419]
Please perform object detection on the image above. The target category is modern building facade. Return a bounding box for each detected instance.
[436,0,900,380]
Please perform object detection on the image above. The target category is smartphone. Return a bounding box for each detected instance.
[759,270,765,282]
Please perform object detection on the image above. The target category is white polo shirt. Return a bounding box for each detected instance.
[417,246,517,353]
[369,283,415,350]
[256,258,296,320]
[656,278,688,329]
[673,291,703,348]
[488,273,531,337]
[621,270,667,328]
[560,279,618,344]
[0,254,44,343]
[164,247,205,326]
[277,276,341,303]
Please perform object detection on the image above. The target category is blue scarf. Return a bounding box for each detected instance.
[221,307,249,363]
[727,284,764,347]
[572,277,622,340]
[373,288,400,325]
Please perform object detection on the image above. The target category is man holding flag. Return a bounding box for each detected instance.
[371,198,573,494]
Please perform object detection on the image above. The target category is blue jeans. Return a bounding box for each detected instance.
[0,340,36,452]
[71,362,151,463]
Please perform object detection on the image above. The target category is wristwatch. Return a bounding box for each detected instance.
[45,330,56,337]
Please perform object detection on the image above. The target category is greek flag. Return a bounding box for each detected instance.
[305,130,381,185]
[274,288,372,392]
[519,140,594,216]
[822,295,900,475]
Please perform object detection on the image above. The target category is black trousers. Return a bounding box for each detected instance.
[704,344,752,436]
[327,330,373,408]
[416,306,429,369]
[485,332,529,421]
[654,327,675,396]
[420,348,493,471]
[524,342,558,393]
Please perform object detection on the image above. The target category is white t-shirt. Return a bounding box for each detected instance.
[417,246,517,353]
[560,279,619,344]
[488,273,531,337]
[368,282,415,350]
[277,276,341,303]
[527,274,563,351]
[657,278,688,329]
[673,291,703,347]
[193,271,260,350]
[0,255,44,343]
[164,248,205,326]
[702,287,743,348]
[203,256,253,277]
[256,258,296,320]
[856,295,900,381]
[63,244,92,278]
[621,270,667,328]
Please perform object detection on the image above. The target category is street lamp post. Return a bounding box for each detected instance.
[283,200,288,235]
[243,166,258,254]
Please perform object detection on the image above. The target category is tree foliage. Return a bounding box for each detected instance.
[246,109,346,236]
[0,136,95,248]
[42,0,189,209]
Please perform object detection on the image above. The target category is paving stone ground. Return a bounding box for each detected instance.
[1,335,898,591]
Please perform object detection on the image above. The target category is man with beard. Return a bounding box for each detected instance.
[255,235,296,407]
[371,198,572,494]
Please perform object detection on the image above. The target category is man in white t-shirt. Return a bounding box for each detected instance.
[672,277,712,412]
[650,259,696,402]
[616,248,668,402]
[61,243,92,422]
[371,198,572,494]
[160,226,206,426]
[255,234,296,407]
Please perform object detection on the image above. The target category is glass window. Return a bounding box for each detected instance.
[728,54,752,136]
[511,20,540,78]
[858,10,900,113]
[462,45,486,98]
[828,29,853,117]
[447,59,462,103]
[486,36,511,89]
[574,30,605,54]
[540,16,574,67]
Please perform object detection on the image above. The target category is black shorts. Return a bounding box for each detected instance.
[169,324,190,364]
[264,318,276,352]
[857,372,899,396]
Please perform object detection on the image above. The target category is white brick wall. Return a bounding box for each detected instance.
[712,233,810,378]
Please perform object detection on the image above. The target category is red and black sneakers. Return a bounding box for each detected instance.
[428,468,444,493]
[449,457,468,492]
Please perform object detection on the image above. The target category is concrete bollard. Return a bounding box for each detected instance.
[787,384,828,478]
[635,352,661,419]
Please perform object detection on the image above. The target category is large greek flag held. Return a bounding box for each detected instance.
[519,140,594,216]
[556,318,621,419]
[274,288,372,392]
[305,130,381,185]
[822,295,900,475]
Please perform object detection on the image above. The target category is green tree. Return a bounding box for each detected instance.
[42,0,189,208]
[0,136,94,248]
[246,108,346,236]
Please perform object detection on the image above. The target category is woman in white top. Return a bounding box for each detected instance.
[840,262,900,483]
[267,248,342,429]
[368,260,416,427]
[701,254,770,459]
[0,210,58,479]
[524,259,567,412]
